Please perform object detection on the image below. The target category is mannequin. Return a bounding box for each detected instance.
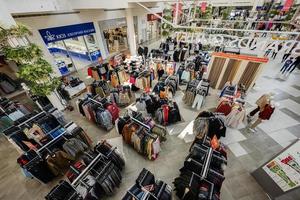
[247,92,275,122]
[248,100,276,132]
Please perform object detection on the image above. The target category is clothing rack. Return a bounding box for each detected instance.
[87,97,103,107]
[36,130,67,154]
[17,111,46,127]
[201,147,213,179]
[130,116,151,131]
[190,172,214,200]
[71,152,104,186]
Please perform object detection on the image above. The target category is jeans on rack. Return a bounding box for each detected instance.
[192,94,204,110]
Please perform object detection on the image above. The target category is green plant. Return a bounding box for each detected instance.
[0,24,60,96]
[222,7,232,20]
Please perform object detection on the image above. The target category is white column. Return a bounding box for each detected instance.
[126,9,137,56]
[0,3,16,28]
[251,0,260,13]
[93,21,109,59]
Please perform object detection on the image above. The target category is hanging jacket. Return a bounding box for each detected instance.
[106,104,120,123]
[46,150,74,176]
[97,110,113,130]
[63,138,88,158]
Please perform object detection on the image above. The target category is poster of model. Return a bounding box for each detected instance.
[263,140,300,192]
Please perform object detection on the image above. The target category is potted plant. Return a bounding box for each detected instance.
[0,24,61,106]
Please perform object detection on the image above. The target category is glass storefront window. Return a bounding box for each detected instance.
[48,40,75,75]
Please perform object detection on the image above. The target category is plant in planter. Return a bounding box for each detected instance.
[162,6,173,37]
[0,24,60,96]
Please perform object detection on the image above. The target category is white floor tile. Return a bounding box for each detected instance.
[278,99,300,116]
[178,120,195,143]
[268,129,297,147]
[281,85,300,97]
[167,122,190,135]
[227,143,248,157]
[220,128,247,145]
[259,109,299,133]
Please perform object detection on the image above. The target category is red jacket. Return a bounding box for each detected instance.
[259,105,275,120]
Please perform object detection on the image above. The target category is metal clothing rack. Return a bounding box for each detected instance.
[130,116,151,131]
[87,97,103,107]
[17,111,46,127]
[71,152,110,186]
[189,172,214,200]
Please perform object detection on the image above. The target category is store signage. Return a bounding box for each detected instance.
[39,22,96,44]
[147,13,162,21]
[212,52,269,63]
[175,32,300,56]
[282,0,293,11]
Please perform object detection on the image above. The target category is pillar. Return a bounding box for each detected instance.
[126,9,137,56]
[252,0,259,12]
[93,21,109,59]
[0,3,16,28]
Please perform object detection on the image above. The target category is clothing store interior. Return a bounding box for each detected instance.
[1,1,300,200]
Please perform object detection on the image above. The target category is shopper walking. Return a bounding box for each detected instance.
[279,57,294,74]
[285,56,300,76]
[271,43,282,59]
[281,42,297,63]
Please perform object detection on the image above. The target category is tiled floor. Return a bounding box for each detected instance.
[0,54,300,200]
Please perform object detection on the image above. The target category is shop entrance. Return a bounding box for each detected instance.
[39,22,101,76]
[99,18,129,55]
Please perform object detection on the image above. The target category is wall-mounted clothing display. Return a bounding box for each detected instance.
[46,140,125,199]
[76,96,119,130]
[116,111,166,160]
[122,168,172,200]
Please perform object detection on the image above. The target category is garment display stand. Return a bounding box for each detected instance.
[76,95,120,130]
[122,168,172,200]
[46,142,125,200]
[174,134,227,200]
[117,112,166,160]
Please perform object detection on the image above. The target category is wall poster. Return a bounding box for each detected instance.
[263,140,300,192]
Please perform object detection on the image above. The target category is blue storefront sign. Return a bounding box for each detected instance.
[39,22,96,44]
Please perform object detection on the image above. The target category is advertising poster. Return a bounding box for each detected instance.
[263,140,300,192]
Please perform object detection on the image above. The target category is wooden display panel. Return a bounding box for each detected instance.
[208,57,226,88]
[218,59,241,90]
